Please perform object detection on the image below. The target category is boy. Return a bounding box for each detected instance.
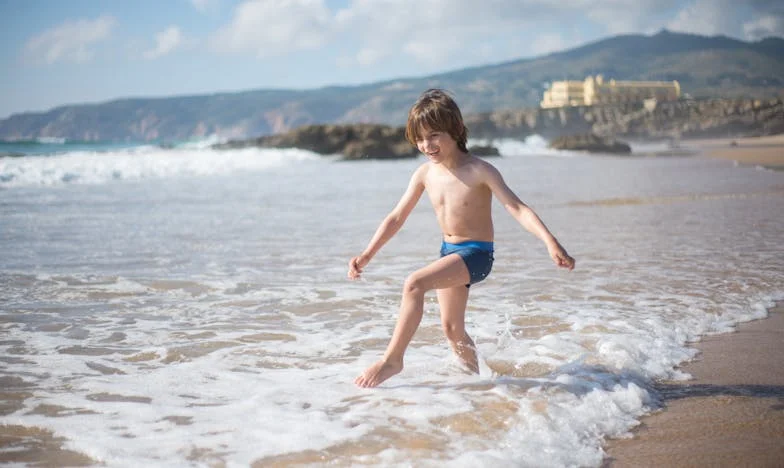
[348,89,574,388]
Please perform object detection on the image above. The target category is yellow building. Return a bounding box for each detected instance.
[541,80,586,108]
[541,75,680,108]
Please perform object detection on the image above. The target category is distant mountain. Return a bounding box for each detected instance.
[2,30,783,142]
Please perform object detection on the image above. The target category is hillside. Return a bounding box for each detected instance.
[1,30,783,142]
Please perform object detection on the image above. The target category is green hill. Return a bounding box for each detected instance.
[1,30,782,142]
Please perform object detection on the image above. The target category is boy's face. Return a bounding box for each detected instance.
[415,126,460,164]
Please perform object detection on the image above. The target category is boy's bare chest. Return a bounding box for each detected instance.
[424,169,487,208]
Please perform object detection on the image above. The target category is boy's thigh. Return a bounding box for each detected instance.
[408,254,470,290]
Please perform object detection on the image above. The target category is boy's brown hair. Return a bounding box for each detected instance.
[405,89,469,153]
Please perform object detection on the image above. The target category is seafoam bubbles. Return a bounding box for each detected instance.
[469,135,579,158]
[0,146,324,188]
[482,379,652,467]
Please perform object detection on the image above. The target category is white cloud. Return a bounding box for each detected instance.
[530,33,568,56]
[190,0,220,12]
[144,26,185,60]
[565,0,680,34]
[355,47,385,66]
[207,0,782,71]
[210,0,332,57]
[402,35,464,65]
[666,0,736,36]
[332,0,547,66]
[743,14,784,40]
[24,16,116,65]
[331,0,685,66]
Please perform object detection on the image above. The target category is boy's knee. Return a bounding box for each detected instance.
[402,274,426,296]
[441,321,465,341]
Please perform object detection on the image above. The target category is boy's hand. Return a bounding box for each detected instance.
[348,255,370,280]
[547,242,575,271]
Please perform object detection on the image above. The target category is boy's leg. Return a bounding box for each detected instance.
[436,285,478,373]
[354,254,470,388]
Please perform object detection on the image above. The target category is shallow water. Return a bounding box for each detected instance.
[1,143,783,466]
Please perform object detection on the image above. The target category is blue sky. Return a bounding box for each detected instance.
[2,0,783,119]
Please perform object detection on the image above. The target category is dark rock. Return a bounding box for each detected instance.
[214,123,419,160]
[548,134,632,154]
[468,145,501,157]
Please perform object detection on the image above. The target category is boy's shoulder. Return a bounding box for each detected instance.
[409,162,430,184]
[468,154,491,166]
[467,154,500,174]
[414,161,431,175]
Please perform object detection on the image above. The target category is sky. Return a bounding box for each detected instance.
[1,0,783,119]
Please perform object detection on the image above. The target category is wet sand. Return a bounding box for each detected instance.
[687,134,784,169]
[603,304,784,467]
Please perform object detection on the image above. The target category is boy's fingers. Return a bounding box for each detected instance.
[554,253,574,270]
[347,258,364,279]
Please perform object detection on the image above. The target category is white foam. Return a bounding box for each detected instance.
[174,135,228,150]
[627,140,672,154]
[36,136,67,144]
[0,146,323,187]
[470,135,579,157]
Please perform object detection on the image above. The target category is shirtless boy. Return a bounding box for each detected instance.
[348,89,575,388]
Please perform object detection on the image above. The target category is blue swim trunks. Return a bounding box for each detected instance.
[440,240,494,287]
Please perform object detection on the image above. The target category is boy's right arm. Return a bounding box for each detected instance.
[348,165,427,280]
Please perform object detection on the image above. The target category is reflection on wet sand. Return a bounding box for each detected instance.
[568,189,784,207]
[0,425,96,466]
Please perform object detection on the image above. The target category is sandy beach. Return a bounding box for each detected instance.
[686,134,784,169]
[603,303,784,467]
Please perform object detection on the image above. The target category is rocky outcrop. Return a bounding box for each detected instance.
[548,134,631,154]
[214,124,419,160]
[467,145,501,157]
[465,98,784,141]
[215,124,504,160]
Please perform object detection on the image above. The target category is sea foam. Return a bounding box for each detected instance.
[0,146,323,187]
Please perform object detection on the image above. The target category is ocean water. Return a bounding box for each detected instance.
[1,138,782,466]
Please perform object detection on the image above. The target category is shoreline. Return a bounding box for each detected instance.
[630,134,784,170]
[684,134,784,170]
[603,302,784,467]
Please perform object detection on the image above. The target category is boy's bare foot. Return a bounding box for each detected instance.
[354,358,403,388]
[460,357,479,374]
[453,339,479,374]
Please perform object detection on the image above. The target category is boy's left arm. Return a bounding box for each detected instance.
[481,162,575,270]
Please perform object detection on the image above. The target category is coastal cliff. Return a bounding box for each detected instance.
[465,98,784,141]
